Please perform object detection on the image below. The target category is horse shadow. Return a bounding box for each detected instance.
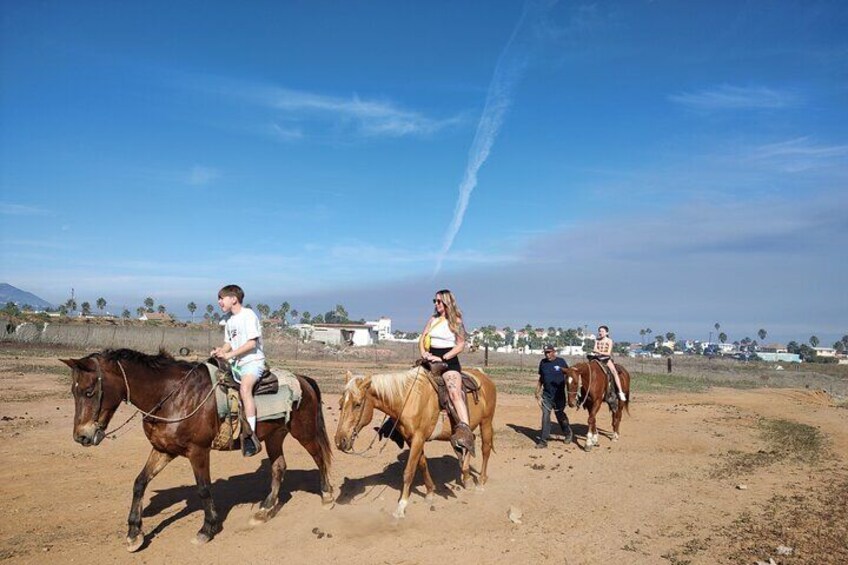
[335,451,464,505]
[506,422,590,444]
[141,460,324,542]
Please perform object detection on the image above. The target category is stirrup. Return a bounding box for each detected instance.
[242,433,262,458]
[450,423,476,457]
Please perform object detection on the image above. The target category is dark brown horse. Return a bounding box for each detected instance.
[60,348,333,551]
[562,361,631,451]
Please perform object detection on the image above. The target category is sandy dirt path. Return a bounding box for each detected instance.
[1,357,846,564]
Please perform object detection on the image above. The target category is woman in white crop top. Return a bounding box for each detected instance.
[420,289,474,453]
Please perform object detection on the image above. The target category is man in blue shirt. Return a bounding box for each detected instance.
[535,344,572,449]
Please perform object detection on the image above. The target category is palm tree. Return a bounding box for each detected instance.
[301,311,312,324]
[714,322,720,333]
[639,329,646,345]
[136,307,145,318]
[65,298,77,314]
[157,304,166,314]
[256,303,271,319]
[81,302,91,316]
[122,309,131,319]
[290,309,299,324]
[719,332,727,344]
[187,302,197,322]
[96,297,107,314]
[278,302,291,324]
[665,331,676,343]
[206,304,214,315]
[144,297,155,312]
[645,328,653,344]
[758,328,767,343]
[809,335,820,348]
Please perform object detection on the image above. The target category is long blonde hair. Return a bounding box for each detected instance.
[434,289,464,338]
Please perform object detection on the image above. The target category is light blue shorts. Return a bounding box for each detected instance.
[231,360,266,384]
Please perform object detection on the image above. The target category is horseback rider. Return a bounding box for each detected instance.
[420,289,475,454]
[587,325,626,402]
[211,284,264,457]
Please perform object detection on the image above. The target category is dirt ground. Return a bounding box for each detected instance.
[1,349,846,564]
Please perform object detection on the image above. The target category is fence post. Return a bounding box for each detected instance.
[667,356,672,373]
[484,343,489,367]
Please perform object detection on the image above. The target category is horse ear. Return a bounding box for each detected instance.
[345,370,353,383]
[60,358,85,371]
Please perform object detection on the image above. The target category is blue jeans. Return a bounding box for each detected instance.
[539,391,571,444]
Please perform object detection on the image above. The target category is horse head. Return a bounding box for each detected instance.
[335,370,375,453]
[60,353,124,447]
[562,366,582,408]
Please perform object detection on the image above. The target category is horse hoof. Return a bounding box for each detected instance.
[425,493,435,503]
[249,512,270,527]
[192,532,212,545]
[474,485,485,493]
[126,534,144,553]
[322,493,336,507]
[584,444,593,452]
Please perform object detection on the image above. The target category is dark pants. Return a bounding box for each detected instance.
[540,391,571,443]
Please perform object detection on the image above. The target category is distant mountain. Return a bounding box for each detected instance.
[0,283,54,309]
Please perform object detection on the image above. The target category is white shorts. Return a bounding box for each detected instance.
[231,360,266,384]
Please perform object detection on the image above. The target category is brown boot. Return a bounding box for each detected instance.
[450,422,476,457]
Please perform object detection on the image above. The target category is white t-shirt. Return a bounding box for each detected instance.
[222,308,265,366]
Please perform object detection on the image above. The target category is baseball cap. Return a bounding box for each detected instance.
[543,344,555,352]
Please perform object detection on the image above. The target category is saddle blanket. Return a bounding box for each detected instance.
[206,363,303,423]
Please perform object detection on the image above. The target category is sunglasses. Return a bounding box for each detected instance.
[432,298,444,305]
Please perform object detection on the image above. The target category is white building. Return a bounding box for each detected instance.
[366,317,392,341]
[310,323,378,347]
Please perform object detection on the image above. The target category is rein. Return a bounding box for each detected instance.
[97,359,219,438]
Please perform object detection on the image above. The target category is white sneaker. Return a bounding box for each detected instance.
[618,391,627,402]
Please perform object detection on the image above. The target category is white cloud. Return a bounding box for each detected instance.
[187,165,220,186]
[669,85,800,110]
[0,202,53,216]
[747,137,848,172]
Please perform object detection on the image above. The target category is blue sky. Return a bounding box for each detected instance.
[2,1,846,344]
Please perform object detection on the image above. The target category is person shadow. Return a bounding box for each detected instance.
[138,459,324,546]
[335,451,465,505]
[506,422,588,444]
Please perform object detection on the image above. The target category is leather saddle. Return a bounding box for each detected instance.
[210,358,279,396]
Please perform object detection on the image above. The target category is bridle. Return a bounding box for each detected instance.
[565,366,592,410]
[75,355,215,439]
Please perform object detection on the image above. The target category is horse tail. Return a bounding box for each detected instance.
[301,375,333,467]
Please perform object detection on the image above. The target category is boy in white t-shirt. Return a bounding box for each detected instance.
[211,284,266,457]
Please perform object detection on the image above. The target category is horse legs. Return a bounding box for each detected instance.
[188,448,221,545]
[126,448,173,552]
[585,403,600,452]
[611,405,623,441]
[478,416,494,488]
[394,434,425,518]
[300,435,335,506]
[417,454,436,502]
[460,450,472,488]
[251,428,287,525]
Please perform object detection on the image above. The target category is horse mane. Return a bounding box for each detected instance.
[367,368,423,405]
[98,348,186,371]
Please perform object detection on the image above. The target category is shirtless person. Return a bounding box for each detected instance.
[588,325,626,402]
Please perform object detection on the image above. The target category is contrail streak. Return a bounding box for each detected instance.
[434,0,549,276]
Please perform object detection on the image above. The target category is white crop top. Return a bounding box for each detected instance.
[428,317,457,349]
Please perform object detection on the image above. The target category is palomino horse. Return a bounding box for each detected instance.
[60,348,333,551]
[562,361,631,451]
[334,364,497,518]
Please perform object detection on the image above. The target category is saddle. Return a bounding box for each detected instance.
[419,360,479,456]
[208,358,279,456]
[215,365,280,396]
[589,359,619,412]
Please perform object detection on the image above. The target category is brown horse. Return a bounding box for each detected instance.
[334,365,497,518]
[562,361,631,451]
[60,348,333,551]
